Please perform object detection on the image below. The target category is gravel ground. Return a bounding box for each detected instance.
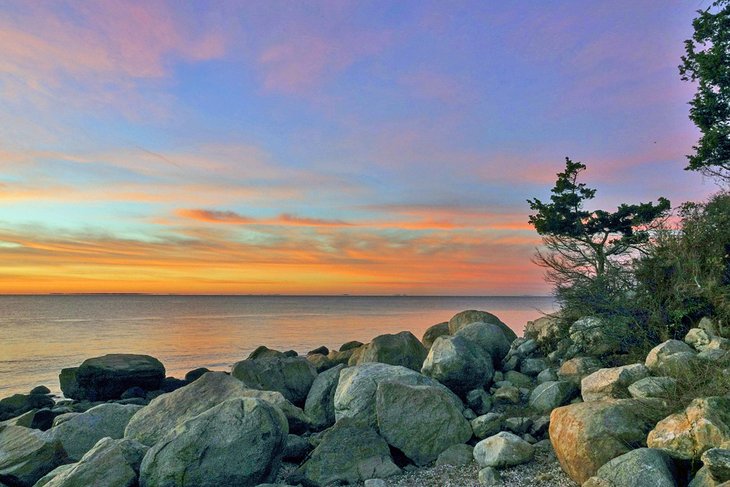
[277,446,577,487]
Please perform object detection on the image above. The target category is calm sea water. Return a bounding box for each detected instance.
[0,295,555,396]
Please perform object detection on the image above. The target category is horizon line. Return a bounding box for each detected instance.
[0,292,554,298]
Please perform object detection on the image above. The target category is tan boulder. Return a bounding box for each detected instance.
[549,399,670,484]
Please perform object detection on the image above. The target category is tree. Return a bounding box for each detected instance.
[679,0,730,181]
[527,158,671,293]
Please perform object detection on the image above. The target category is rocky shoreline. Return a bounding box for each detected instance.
[1,309,729,487]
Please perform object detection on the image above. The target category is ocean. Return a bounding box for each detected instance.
[0,295,556,396]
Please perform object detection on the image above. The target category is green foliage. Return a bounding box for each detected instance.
[528,157,670,282]
[679,0,730,180]
[634,191,730,340]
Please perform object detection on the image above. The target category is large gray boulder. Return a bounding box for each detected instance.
[550,399,671,484]
[581,364,650,402]
[42,437,148,487]
[0,425,67,487]
[473,432,534,468]
[647,396,730,461]
[231,356,317,406]
[59,354,165,401]
[528,381,578,413]
[334,363,461,428]
[421,335,493,396]
[139,397,288,487]
[627,376,678,400]
[455,322,511,364]
[422,322,450,349]
[45,403,142,461]
[590,448,677,487]
[125,372,308,446]
[569,317,629,357]
[295,418,399,486]
[645,340,696,375]
[304,364,345,430]
[354,331,427,371]
[448,310,517,342]
[376,381,472,466]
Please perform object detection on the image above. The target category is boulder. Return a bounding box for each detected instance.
[304,364,345,430]
[647,396,730,460]
[529,381,577,413]
[340,340,364,351]
[466,389,493,415]
[0,425,67,487]
[687,328,714,351]
[537,368,558,383]
[247,345,286,360]
[436,444,474,466]
[0,394,54,421]
[327,348,358,366]
[557,356,602,386]
[591,448,677,487]
[628,376,678,400]
[126,372,308,446]
[308,346,329,356]
[295,418,398,486]
[59,354,165,401]
[471,413,503,439]
[30,386,51,396]
[689,465,726,486]
[448,310,517,342]
[699,316,729,340]
[473,432,534,468]
[42,437,148,487]
[581,364,650,402]
[569,317,628,356]
[375,381,472,466]
[519,358,549,376]
[45,403,143,461]
[184,367,210,382]
[455,322,511,364]
[504,371,533,388]
[283,434,312,462]
[139,398,288,487]
[231,356,317,406]
[503,417,533,435]
[550,399,671,484]
[307,353,334,373]
[334,363,461,427]
[524,314,561,346]
[354,331,427,371]
[422,322,450,349]
[492,385,520,405]
[421,335,493,396]
[645,340,696,374]
[702,448,730,482]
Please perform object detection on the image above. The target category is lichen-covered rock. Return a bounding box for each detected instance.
[455,322,511,364]
[139,398,288,487]
[524,315,561,346]
[549,399,670,484]
[537,368,558,384]
[59,354,165,401]
[42,437,148,487]
[421,335,493,396]
[448,310,517,342]
[231,356,317,406]
[473,432,534,468]
[504,371,533,388]
[422,322,450,349]
[0,425,67,487]
[295,418,398,486]
[304,363,344,430]
[471,413,503,439]
[687,328,714,351]
[581,364,650,402]
[45,403,142,461]
[645,340,696,375]
[375,381,472,466]
[591,448,678,487]
[334,363,461,427]
[569,317,628,356]
[627,376,678,400]
[557,356,602,386]
[702,448,730,482]
[519,358,549,376]
[528,381,577,413]
[354,331,428,371]
[647,396,730,461]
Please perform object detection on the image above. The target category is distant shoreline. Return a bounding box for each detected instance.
[0,293,554,298]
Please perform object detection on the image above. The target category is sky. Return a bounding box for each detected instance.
[0,0,720,295]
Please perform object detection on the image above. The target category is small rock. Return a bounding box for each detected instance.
[30,386,51,396]
[478,466,503,486]
[504,371,532,388]
[308,345,329,356]
[529,381,577,413]
[520,358,549,376]
[503,417,533,435]
[339,340,364,351]
[283,434,312,462]
[473,432,534,468]
[466,389,493,415]
[581,364,650,402]
[627,376,678,399]
[537,368,558,383]
[557,356,602,386]
[471,413,503,439]
[184,367,210,382]
[492,385,520,405]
